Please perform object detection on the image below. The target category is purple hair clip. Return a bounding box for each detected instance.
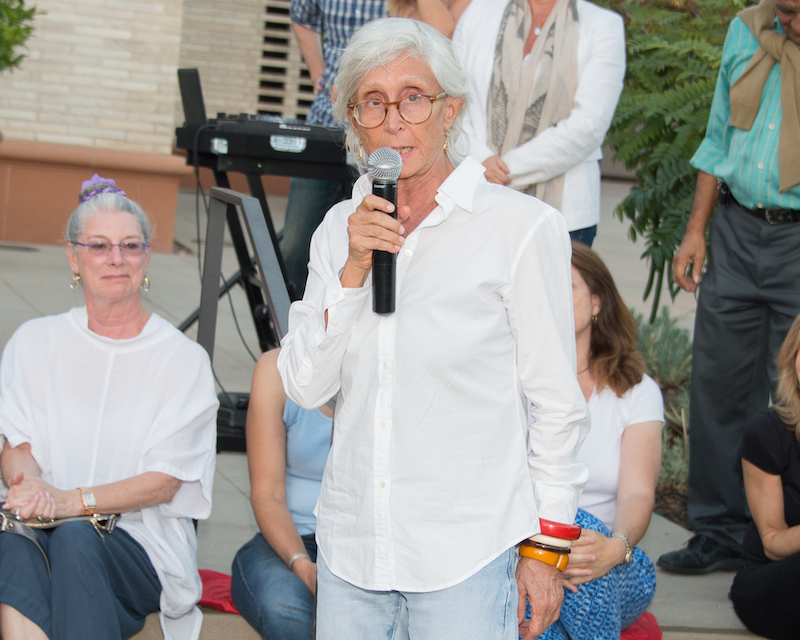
[78,174,127,204]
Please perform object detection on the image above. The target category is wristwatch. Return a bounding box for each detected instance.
[612,532,633,564]
[79,488,96,516]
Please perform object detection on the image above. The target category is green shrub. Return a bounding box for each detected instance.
[635,306,692,494]
[0,0,37,73]
[658,387,689,494]
[635,306,692,392]
[596,0,752,321]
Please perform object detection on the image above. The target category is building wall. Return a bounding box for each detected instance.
[176,0,264,124]
[0,0,186,156]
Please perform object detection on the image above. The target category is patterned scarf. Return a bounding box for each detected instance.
[730,0,800,192]
[486,0,580,210]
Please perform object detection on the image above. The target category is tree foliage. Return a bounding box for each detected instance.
[0,0,37,74]
[595,0,752,321]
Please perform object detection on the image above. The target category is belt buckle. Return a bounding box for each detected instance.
[764,209,780,224]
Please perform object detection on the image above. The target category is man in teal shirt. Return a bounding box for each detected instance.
[659,0,800,574]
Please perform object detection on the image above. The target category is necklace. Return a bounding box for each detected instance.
[533,24,542,35]
[578,365,590,374]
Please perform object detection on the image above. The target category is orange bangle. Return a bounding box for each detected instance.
[518,544,569,571]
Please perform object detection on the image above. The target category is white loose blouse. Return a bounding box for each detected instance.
[577,374,664,528]
[0,308,219,640]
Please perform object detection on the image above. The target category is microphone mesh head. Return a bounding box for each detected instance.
[367,147,403,181]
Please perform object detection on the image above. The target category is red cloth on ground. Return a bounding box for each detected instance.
[198,569,240,614]
[621,612,662,640]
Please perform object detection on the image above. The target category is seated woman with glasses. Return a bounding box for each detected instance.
[230,348,333,640]
[0,175,218,640]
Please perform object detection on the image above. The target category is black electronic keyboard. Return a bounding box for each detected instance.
[175,113,352,183]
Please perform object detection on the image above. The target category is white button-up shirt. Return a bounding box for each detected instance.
[278,157,589,592]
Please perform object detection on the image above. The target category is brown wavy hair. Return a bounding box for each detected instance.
[571,241,644,397]
[774,313,800,439]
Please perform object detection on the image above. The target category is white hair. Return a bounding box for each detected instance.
[332,17,470,171]
[65,193,153,245]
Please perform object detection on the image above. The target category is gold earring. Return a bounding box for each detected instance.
[140,275,150,292]
[443,129,450,152]
[592,315,598,324]
[70,273,81,290]
[357,140,363,161]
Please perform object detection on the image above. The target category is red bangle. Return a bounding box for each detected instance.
[539,518,581,541]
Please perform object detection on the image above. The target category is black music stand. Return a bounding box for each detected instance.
[197,188,292,452]
[197,187,291,359]
[177,68,282,351]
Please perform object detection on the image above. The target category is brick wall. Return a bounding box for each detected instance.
[176,0,264,124]
[0,0,186,155]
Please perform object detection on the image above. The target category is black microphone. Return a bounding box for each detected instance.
[367,147,403,315]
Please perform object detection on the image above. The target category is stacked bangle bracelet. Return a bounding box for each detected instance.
[518,544,570,571]
[519,539,570,555]
[517,518,581,571]
[538,518,581,540]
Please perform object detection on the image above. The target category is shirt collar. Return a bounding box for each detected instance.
[352,155,488,222]
[435,155,487,215]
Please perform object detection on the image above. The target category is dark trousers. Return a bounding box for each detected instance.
[0,522,161,640]
[687,202,800,549]
[568,224,597,247]
[280,177,352,300]
[730,554,800,640]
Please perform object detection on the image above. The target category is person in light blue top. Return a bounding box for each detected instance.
[662,0,800,574]
[231,348,333,640]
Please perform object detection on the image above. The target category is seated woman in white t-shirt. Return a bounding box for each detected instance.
[532,242,664,640]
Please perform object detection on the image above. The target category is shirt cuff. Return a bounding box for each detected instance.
[321,275,370,341]
[533,484,580,527]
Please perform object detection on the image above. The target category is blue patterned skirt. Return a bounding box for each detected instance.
[524,509,656,640]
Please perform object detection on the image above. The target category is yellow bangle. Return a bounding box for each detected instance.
[518,544,569,571]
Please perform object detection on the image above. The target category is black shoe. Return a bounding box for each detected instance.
[657,534,742,574]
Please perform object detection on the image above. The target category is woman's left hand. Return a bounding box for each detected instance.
[561,530,626,592]
[3,473,77,520]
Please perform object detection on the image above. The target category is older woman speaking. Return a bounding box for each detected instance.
[278,18,589,640]
[0,177,218,640]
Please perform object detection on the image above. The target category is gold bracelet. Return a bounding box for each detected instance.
[518,544,569,571]
[611,532,633,564]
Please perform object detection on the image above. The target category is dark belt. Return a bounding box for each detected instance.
[719,183,800,224]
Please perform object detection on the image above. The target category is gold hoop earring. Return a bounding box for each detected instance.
[140,276,150,292]
[357,140,363,161]
[592,315,598,324]
[443,129,450,152]
[70,273,81,290]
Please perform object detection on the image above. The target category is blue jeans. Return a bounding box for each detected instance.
[568,225,597,247]
[281,177,351,300]
[0,521,161,640]
[527,509,657,640]
[231,532,317,640]
[316,549,518,640]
